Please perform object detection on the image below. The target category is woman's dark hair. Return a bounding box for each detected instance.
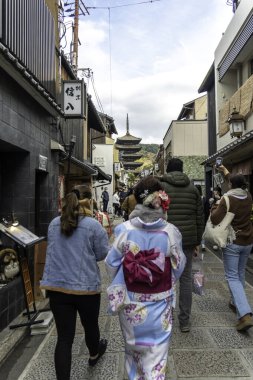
[229,174,247,190]
[213,186,222,197]
[71,189,80,199]
[60,192,80,236]
[134,176,164,204]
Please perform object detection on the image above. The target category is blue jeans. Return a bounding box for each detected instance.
[222,243,253,319]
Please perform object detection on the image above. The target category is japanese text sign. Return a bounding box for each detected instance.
[62,80,86,118]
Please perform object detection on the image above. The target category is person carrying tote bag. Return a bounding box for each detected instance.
[203,195,236,248]
[210,166,253,332]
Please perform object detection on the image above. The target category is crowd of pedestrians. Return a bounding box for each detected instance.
[40,159,253,380]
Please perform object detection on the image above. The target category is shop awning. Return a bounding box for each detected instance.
[202,130,253,166]
[94,165,112,183]
[70,156,97,175]
[88,97,106,133]
[61,154,111,182]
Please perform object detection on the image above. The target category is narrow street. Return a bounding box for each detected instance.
[1,246,253,380]
[1,2,253,379]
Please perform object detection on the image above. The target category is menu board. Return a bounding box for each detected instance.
[0,223,43,247]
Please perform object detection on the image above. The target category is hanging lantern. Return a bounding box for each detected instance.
[227,107,245,138]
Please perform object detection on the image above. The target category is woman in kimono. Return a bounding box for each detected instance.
[105,176,186,380]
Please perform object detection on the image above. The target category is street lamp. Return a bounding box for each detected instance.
[227,107,245,138]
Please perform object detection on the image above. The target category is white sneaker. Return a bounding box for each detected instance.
[201,244,206,251]
[213,245,219,251]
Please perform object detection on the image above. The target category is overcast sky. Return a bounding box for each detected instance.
[64,0,234,144]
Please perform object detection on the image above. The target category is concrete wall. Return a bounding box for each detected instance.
[0,69,60,331]
[0,69,59,234]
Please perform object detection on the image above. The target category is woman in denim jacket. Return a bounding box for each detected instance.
[41,191,109,379]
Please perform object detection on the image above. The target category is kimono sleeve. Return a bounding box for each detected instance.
[92,221,110,261]
[105,224,127,279]
[169,225,186,280]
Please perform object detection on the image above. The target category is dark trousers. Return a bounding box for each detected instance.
[103,200,108,212]
[113,203,120,216]
[178,247,193,327]
[48,291,101,380]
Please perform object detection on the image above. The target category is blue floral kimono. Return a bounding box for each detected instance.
[105,217,186,380]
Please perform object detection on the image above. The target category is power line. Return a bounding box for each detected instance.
[108,8,113,116]
[87,0,161,10]
[90,72,104,114]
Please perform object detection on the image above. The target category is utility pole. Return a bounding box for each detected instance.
[73,0,79,72]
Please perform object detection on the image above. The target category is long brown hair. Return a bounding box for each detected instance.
[60,192,80,236]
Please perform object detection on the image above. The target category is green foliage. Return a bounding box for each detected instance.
[139,144,159,155]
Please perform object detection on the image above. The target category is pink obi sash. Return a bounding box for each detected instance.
[123,248,172,294]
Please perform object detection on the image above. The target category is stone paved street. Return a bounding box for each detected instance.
[16,247,253,380]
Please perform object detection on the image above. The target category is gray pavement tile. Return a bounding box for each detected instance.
[205,273,227,281]
[21,356,55,380]
[204,280,228,291]
[241,350,253,370]
[20,351,125,380]
[207,266,225,274]
[108,315,121,331]
[171,328,216,349]
[50,315,109,336]
[210,328,253,349]
[172,350,250,378]
[100,295,110,316]
[195,296,231,312]
[193,288,224,298]
[173,311,236,327]
[200,253,221,263]
[38,335,84,357]
[106,330,125,352]
[71,352,125,380]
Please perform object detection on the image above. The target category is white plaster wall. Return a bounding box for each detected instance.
[93,144,114,213]
[164,121,207,156]
[214,0,253,151]
[215,0,253,66]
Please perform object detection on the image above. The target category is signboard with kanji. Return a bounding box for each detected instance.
[114,162,121,172]
[62,79,86,118]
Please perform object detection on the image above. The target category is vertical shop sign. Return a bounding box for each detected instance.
[62,79,86,118]
[58,175,65,212]
[0,0,2,39]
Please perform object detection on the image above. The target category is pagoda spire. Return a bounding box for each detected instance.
[126,113,129,135]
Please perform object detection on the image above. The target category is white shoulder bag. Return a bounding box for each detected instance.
[203,195,236,248]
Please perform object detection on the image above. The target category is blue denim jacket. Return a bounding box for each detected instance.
[40,216,109,292]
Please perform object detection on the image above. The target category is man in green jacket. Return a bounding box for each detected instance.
[160,158,204,332]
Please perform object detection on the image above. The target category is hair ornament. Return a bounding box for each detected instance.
[158,190,170,211]
[142,190,170,211]
[139,189,149,199]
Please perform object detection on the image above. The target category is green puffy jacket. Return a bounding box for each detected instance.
[160,171,204,247]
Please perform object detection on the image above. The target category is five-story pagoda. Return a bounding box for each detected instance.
[115,114,142,171]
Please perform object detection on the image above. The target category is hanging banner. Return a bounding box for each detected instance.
[114,162,121,172]
[0,0,2,39]
[62,79,86,118]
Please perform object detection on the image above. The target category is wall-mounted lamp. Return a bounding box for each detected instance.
[227,107,245,138]
[2,212,19,227]
[64,135,76,158]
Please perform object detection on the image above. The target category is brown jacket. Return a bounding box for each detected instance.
[121,194,137,216]
[210,193,253,245]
